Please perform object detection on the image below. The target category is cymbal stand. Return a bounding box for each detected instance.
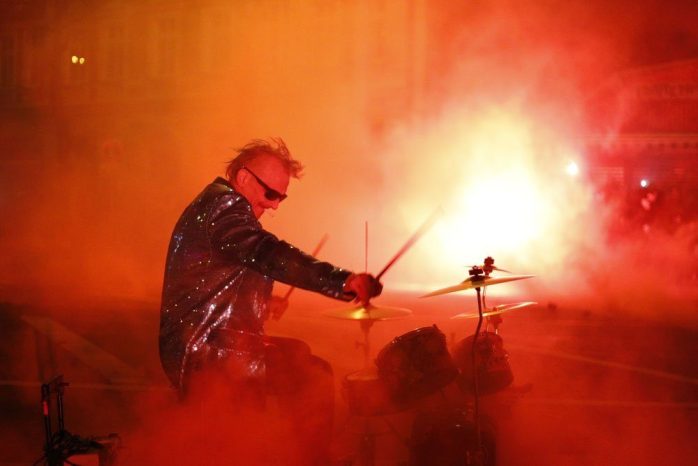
[472,286,485,463]
[357,319,375,369]
[350,317,377,466]
[468,264,488,465]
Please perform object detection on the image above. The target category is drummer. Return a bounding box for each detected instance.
[158,137,382,465]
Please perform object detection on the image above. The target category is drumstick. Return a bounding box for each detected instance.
[376,207,442,281]
[283,234,330,300]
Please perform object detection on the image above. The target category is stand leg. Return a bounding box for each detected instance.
[472,287,484,462]
[359,320,374,369]
[358,422,376,466]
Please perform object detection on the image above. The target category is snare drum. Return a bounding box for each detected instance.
[342,367,403,416]
[375,326,458,405]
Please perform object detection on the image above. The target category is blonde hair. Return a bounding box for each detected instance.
[226,137,303,181]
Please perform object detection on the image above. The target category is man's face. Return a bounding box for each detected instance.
[233,154,290,219]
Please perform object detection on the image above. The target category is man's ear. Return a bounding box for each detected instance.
[234,168,248,188]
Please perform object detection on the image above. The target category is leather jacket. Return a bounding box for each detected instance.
[159,177,352,391]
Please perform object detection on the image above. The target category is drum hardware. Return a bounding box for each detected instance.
[409,407,496,466]
[451,302,536,396]
[423,256,536,465]
[326,304,411,462]
[341,326,457,466]
[328,213,439,465]
[324,303,412,322]
[325,303,412,369]
[358,419,376,466]
[471,279,487,463]
[375,326,458,406]
[340,368,409,466]
[325,210,438,367]
[451,301,537,320]
[359,319,373,371]
[343,367,403,417]
[421,256,533,299]
[472,257,512,274]
[421,273,534,298]
[452,330,514,396]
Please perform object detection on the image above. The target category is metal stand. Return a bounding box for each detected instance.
[35,375,120,466]
[358,417,376,466]
[467,258,496,465]
[358,319,376,369]
[471,287,485,465]
[356,318,377,465]
[41,376,69,466]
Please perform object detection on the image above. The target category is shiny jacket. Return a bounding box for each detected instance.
[159,177,352,390]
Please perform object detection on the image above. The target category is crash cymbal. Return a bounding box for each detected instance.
[421,275,534,298]
[324,303,412,321]
[451,301,538,319]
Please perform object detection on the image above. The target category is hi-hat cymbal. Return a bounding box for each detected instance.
[451,301,538,319]
[421,275,534,298]
[324,303,412,321]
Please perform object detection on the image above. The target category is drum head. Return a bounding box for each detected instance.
[376,326,458,405]
[342,368,407,416]
[452,332,513,396]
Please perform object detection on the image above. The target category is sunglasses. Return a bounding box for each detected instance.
[242,166,288,202]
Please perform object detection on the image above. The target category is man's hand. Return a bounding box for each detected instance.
[268,295,289,321]
[343,273,383,306]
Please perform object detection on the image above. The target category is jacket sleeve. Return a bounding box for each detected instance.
[208,194,353,301]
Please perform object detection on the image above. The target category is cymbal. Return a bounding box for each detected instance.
[451,301,538,319]
[421,275,534,298]
[324,303,412,321]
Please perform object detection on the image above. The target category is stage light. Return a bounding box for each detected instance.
[640,179,649,188]
[71,55,79,64]
[79,57,86,65]
[565,161,579,177]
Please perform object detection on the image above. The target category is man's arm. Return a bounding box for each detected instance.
[208,196,379,301]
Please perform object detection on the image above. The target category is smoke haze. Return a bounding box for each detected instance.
[0,2,696,464]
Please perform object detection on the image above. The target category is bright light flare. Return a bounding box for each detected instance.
[388,107,594,292]
[439,170,546,254]
[640,179,649,188]
[565,161,580,177]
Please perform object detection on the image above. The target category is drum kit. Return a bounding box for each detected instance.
[324,247,536,465]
